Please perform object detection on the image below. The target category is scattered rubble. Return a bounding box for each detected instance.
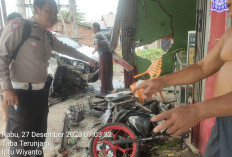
[56,86,192,157]
[0,64,197,157]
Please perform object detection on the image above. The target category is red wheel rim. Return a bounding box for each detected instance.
[92,124,137,157]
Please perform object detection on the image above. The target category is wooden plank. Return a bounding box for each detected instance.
[110,0,134,72]
[184,138,199,155]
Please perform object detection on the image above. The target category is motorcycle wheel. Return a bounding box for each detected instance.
[90,123,140,157]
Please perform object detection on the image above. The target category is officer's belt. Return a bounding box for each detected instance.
[12,81,45,90]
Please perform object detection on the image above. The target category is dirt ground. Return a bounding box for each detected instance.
[0,63,198,157]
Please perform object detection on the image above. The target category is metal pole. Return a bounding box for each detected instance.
[0,4,3,29]
[1,0,7,26]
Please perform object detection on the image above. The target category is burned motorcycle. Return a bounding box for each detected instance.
[89,92,176,157]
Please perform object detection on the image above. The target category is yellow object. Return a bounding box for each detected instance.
[130,58,164,103]
[130,82,144,103]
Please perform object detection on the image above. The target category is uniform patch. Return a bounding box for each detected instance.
[30,41,38,47]
[11,21,21,32]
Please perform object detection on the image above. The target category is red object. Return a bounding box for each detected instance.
[11,21,21,32]
[198,10,226,155]
[91,124,138,156]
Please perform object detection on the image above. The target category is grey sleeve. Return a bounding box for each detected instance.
[94,33,101,45]
[52,37,91,62]
[0,19,24,90]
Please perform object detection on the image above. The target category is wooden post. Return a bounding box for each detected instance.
[68,0,78,38]
[57,0,68,36]
[0,4,3,29]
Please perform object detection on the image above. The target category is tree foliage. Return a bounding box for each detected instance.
[57,9,90,26]
[136,48,166,62]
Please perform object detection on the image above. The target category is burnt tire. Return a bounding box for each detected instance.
[89,123,140,157]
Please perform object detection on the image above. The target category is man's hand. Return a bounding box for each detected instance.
[3,89,19,106]
[151,105,201,136]
[88,59,96,67]
[132,78,165,99]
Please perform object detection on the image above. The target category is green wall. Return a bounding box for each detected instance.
[135,0,196,76]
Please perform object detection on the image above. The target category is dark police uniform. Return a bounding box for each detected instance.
[0,17,90,157]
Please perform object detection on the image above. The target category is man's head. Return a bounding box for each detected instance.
[227,0,232,18]
[33,0,58,29]
[92,22,100,34]
[7,12,22,21]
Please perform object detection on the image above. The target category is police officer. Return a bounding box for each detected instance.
[0,0,95,156]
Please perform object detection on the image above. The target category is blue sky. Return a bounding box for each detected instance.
[5,0,119,21]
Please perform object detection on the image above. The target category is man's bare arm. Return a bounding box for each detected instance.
[160,33,225,87]
[151,91,232,136]
[133,30,226,98]
[197,91,232,119]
